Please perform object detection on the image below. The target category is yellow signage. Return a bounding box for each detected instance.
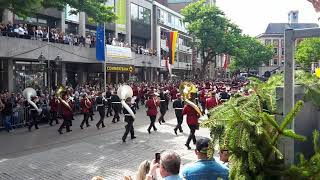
[106,66,135,73]
[315,67,320,78]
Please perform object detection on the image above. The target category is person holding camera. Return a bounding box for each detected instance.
[146,151,182,180]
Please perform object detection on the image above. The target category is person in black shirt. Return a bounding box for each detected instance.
[158,89,168,124]
[173,93,184,135]
[96,92,106,129]
[111,91,121,123]
[28,96,40,131]
[2,98,13,132]
[122,97,136,142]
[105,88,113,117]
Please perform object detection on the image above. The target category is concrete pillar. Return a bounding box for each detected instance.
[60,11,66,33]
[126,0,131,45]
[79,12,86,37]
[107,73,111,84]
[283,29,295,165]
[150,68,153,82]
[2,9,13,23]
[7,60,13,92]
[61,63,67,86]
[116,72,119,84]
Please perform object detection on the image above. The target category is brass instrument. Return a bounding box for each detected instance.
[179,82,203,117]
[117,85,135,119]
[56,86,72,111]
[23,87,42,113]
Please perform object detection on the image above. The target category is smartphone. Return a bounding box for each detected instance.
[155,153,160,163]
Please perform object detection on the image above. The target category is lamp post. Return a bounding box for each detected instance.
[38,52,47,90]
[54,55,62,88]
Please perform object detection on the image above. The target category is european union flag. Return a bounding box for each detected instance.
[96,25,105,61]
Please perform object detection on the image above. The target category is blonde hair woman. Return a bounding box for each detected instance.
[124,160,150,180]
[136,160,150,180]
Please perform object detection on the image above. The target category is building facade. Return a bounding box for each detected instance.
[257,23,318,76]
[0,0,194,92]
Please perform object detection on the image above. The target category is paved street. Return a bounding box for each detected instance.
[0,104,210,180]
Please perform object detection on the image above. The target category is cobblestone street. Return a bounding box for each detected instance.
[0,105,210,180]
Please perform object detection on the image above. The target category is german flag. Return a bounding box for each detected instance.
[166,31,178,65]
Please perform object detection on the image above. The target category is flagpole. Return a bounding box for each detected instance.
[103,23,107,92]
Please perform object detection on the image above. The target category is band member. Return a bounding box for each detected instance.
[122,97,136,142]
[158,89,168,124]
[132,85,139,110]
[49,94,59,126]
[105,88,113,117]
[173,93,184,135]
[96,92,106,129]
[183,93,200,150]
[146,92,159,134]
[28,96,40,131]
[199,87,207,114]
[58,93,73,134]
[89,94,95,121]
[80,93,92,129]
[111,91,121,123]
[205,91,219,114]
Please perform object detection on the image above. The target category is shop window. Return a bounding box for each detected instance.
[131,3,138,20]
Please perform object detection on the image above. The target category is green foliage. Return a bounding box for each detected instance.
[286,130,320,180]
[232,36,274,72]
[0,0,116,23]
[296,38,320,70]
[181,0,242,77]
[201,72,320,179]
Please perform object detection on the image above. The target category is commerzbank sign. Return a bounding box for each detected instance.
[106,65,135,73]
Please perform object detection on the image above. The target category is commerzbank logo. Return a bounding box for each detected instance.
[106,66,135,73]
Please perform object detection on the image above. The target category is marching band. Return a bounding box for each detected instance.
[16,79,249,149]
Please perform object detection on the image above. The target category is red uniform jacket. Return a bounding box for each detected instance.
[146,98,159,117]
[61,100,73,117]
[183,105,200,125]
[80,98,92,113]
[49,98,58,112]
[200,90,206,103]
[133,87,138,97]
[205,97,218,110]
[170,89,178,100]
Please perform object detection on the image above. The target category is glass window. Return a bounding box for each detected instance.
[131,3,138,20]
[281,48,284,56]
[274,48,278,55]
[138,6,144,20]
[273,59,278,65]
[142,8,151,24]
[168,14,172,24]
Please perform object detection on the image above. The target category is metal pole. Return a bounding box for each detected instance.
[47,26,50,94]
[103,23,107,91]
[283,28,295,165]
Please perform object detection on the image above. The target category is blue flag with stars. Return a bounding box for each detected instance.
[96,25,105,61]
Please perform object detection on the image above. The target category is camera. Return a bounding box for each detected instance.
[155,152,160,163]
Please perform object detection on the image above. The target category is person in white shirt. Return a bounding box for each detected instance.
[36,26,43,40]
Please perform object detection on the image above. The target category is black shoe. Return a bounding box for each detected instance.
[67,130,72,132]
[96,124,99,129]
[102,125,106,128]
[180,130,183,133]
[122,138,126,143]
[58,130,63,134]
[49,123,53,126]
[174,129,178,135]
[131,136,137,140]
[35,127,39,129]
[87,124,91,127]
[158,121,162,125]
[112,121,116,123]
[80,126,83,129]
[193,141,197,145]
[185,144,191,150]
[117,119,120,122]
[148,129,151,134]
[162,120,166,123]
[154,128,157,132]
